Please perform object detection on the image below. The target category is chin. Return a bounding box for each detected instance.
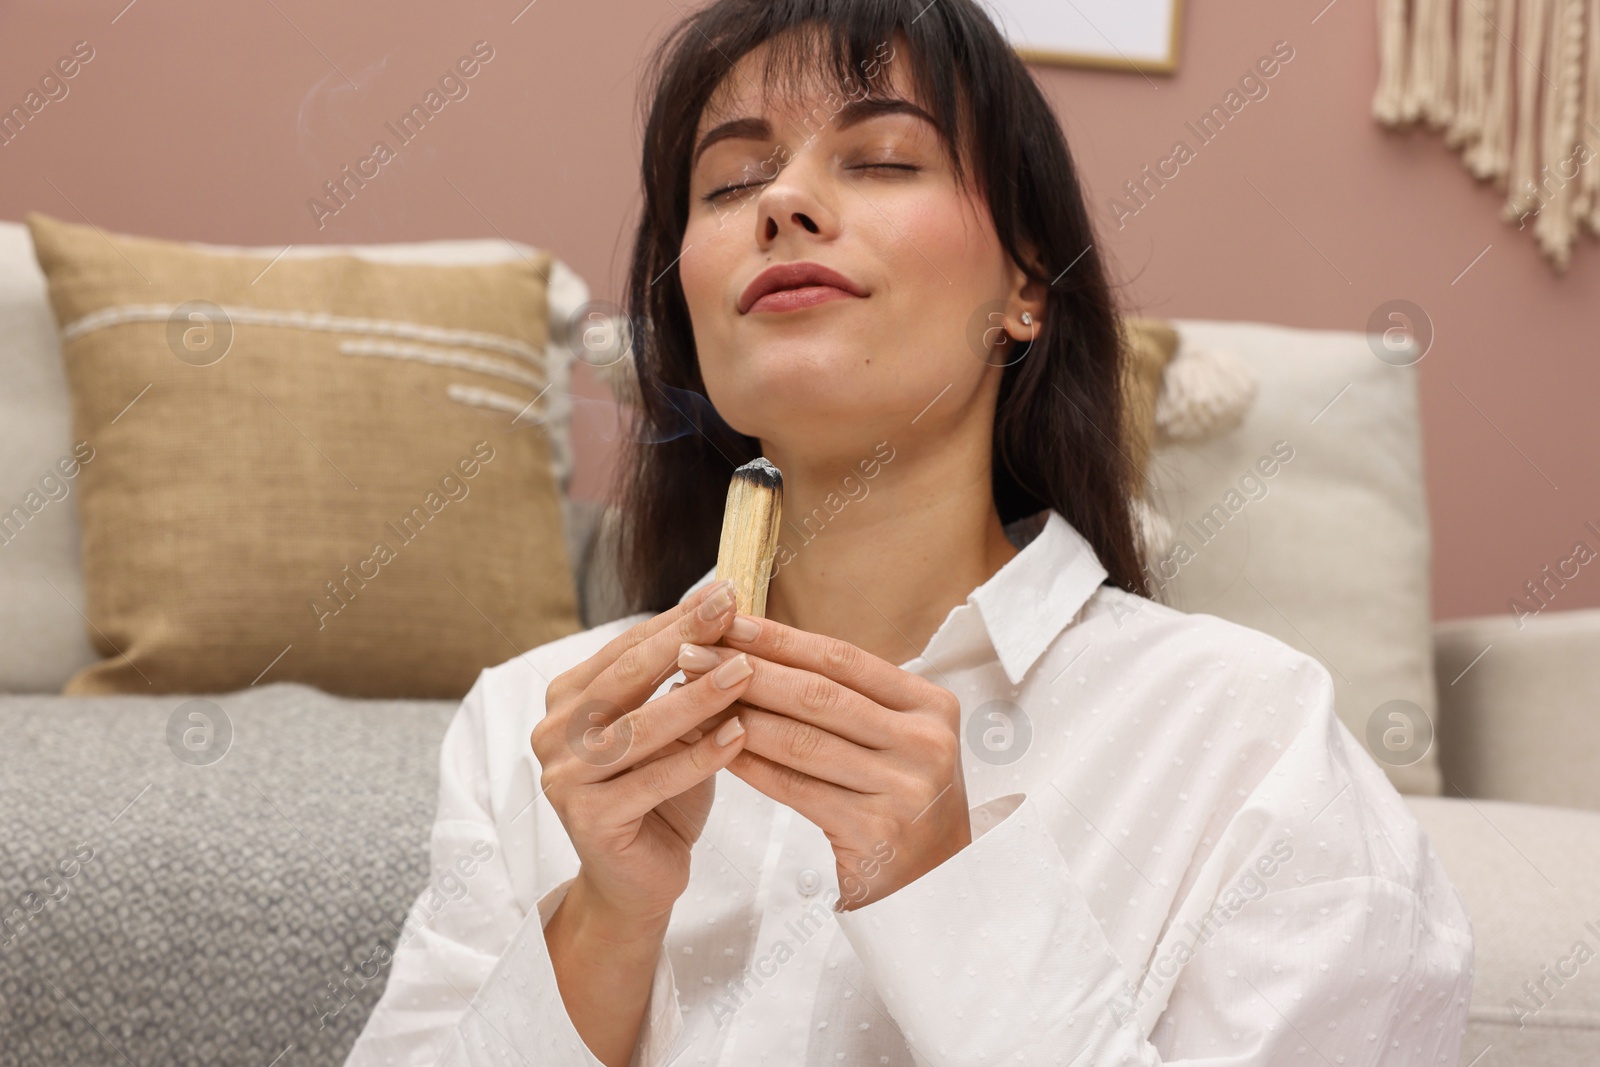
[708,380,872,442]
[702,335,916,431]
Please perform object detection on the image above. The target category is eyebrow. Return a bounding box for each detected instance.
[690,97,940,171]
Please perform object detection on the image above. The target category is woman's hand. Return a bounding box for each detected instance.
[531,578,756,927]
[678,615,972,910]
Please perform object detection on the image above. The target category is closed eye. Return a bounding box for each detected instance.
[702,163,922,204]
[704,180,762,203]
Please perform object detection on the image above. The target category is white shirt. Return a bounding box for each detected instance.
[344,507,1474,1067]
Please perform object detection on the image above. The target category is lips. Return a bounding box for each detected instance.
[738,261,868,314]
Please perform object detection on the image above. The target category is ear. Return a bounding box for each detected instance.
[1001,239,1049,343]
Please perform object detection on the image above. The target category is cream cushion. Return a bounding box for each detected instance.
[1151,319,1441,795]
[0,220,99,691]
[1433,607,1600,811]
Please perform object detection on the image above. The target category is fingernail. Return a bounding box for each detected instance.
[682,727,704,743]
[713,652,752,689]
[714,715,745,745]
[678,642,721,672]
[728,614,759,641]
[697,580,735,621]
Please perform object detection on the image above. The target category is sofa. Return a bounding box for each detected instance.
[2,218,1597,1066]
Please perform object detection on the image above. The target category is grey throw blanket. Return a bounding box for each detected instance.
[0,682,458,1066]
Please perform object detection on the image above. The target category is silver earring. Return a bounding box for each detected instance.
[1020,312,1034,327]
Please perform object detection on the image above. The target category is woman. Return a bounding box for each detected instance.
[346,1,1474,1064]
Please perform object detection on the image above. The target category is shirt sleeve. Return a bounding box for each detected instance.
[341,669,686,1067]
[832,690,1474,1066]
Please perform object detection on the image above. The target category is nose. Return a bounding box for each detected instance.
[754,153,836,245]
[765,210,820,239]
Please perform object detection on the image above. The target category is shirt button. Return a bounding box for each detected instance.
[796,868,821,896]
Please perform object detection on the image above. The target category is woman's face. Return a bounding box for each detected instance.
[679,33,1038,457]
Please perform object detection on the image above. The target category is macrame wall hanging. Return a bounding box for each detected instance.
[1373,0,1600,271]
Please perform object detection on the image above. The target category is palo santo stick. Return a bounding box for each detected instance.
[715,457,783,618]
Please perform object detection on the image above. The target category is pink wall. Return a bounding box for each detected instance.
[2,0,1595,622]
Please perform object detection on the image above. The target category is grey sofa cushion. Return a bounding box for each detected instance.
[0,684,455,1066]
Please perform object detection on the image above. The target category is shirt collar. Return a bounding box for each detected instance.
[676,507,1109,687]
[966,509,1109,685]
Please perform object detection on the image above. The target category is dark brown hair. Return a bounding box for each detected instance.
[609,0,1147,613]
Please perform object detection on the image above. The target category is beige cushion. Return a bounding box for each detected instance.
[0,217,596,693]
[27,211,582,699]
[1151,320,1441,795]
[1408,795,1600,1065]
[1434,607,1600,812]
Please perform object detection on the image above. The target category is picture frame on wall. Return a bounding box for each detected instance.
[987,0,1185,75]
